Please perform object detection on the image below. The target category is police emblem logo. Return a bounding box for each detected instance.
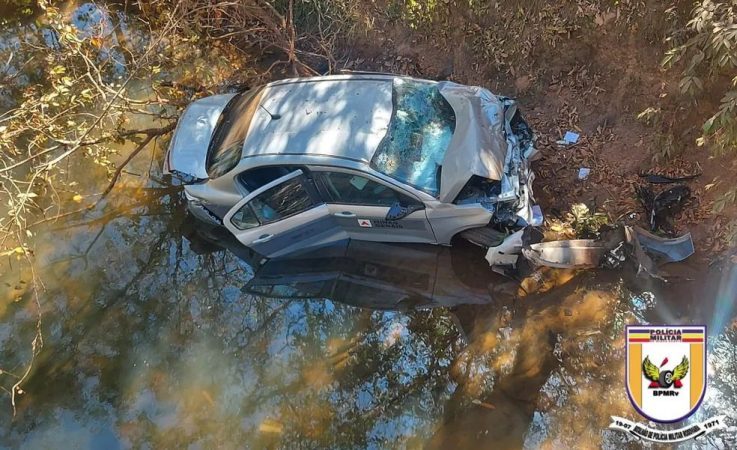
[626,325,706,423]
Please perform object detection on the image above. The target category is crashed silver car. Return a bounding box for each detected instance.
[164,73,539,258]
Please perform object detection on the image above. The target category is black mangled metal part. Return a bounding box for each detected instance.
[636,184,691,232]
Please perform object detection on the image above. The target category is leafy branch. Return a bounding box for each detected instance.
[663,0,737,154]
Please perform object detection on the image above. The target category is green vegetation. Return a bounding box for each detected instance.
[0,1,247,255]
[3,0,737,251]
[664,1,737,155]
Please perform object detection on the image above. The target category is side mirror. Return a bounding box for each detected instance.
[386,202,423,221]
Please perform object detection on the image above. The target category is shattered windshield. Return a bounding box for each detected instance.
[370,79,456,197]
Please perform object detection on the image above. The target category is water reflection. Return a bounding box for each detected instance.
[6,196,736,449]
[192,227,516,311]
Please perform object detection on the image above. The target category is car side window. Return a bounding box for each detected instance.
[231,203,260,229]
[316,172,420,207]
[231,176,316,230]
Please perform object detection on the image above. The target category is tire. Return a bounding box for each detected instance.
[458,227,507,248]
[659,370,674,388]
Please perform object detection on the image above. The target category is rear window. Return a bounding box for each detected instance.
[370,79,456,197]
[206,87,264,178]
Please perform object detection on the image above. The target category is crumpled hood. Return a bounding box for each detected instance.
[437,82,510,203]
[165,93,236,181]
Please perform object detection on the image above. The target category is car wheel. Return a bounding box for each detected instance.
[659,370,674,388]
[458,227,507,248]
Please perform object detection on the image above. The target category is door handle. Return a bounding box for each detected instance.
[252,233,273,244]
[333,211,356,218]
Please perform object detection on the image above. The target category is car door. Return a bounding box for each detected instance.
[312,169,437,244]
[223,169,348,258]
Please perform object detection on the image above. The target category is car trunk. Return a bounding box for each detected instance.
[163,93,236,183]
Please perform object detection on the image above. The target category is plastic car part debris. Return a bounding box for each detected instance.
[521,226,625,269]
[512,224,693,277]
[636,184,691,231]
[521,239,611,269]
[485,229,525,266]
[651,184,691,229]
[485,227,542,269]
[639,172,701,184]
[629,226,694,263]
[602,241,626,269]
[624,225,694,281]
[625,226,665,280]
[564,131,580,144]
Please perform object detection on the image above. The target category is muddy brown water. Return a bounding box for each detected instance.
[1,3,737,449]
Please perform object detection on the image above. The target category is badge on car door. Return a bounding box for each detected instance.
[358,219,372,228]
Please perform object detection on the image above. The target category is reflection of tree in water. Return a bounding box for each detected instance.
[4,188,737,449]
[699,326,737,449]
[4,193,737,448]
[3,2,736,449]
[517,285,647,449]
[1,191,467,447]
[241,308,463,448]
[430,278,678,449]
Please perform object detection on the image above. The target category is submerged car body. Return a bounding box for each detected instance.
[165,73,539,258]
[246,239,514,310]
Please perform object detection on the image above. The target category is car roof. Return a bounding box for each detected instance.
[241,74,399,164]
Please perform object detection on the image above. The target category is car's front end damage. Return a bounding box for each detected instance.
[435,82,541,258]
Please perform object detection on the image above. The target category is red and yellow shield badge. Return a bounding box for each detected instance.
[626,325,706,423]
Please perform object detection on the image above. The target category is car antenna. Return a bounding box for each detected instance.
[259,104,281,120]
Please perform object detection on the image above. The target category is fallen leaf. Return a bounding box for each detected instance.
[472,399,496,409]
[201,390,215,407]
[259,419,284,434]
